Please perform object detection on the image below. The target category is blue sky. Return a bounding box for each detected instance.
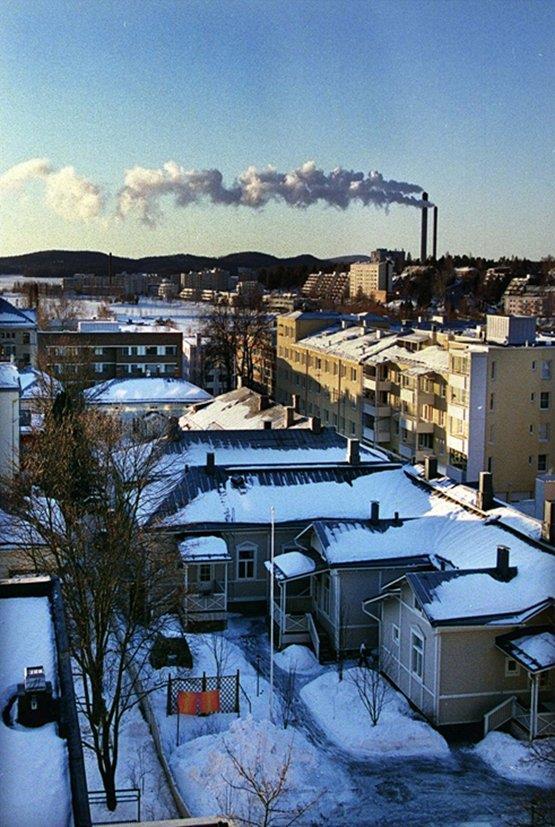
[1,0,553,259]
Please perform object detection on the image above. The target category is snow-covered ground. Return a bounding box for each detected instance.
[473,732,555,788]
[170,716,353,824]
[300,667,450,760]
[274,644,322,676]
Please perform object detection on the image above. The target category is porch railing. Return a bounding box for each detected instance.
[514,701,555,738]
[185,581,226,613]
[483,696,516,736]
[273,601,309,633]
[306,612,320,662]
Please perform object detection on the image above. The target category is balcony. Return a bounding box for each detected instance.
[400,387,415,404]
[363,375,391,393]
[184,581,226,614]
[363,423,390,443]
[363,399,391,417]
[399,414,434,434]
[417,390,435,406]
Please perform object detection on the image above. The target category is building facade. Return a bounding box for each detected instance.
[38,321,183,385]
[0,298,37,367]
[348,261,393,303]
[276,312,554,498]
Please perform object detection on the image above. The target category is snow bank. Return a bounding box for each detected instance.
[170,715,353,822]
[300,668,450,759]
[474,732,555,788]
[274,645,322,675]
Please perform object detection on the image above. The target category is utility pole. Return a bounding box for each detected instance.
[269,505,275,722]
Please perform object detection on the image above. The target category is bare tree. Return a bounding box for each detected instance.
[278,664,297,730]
[219,734,321,827]
[201,295,273,392]
[5,405,175,811]
[348,657,390,727]
[204,633,232,682]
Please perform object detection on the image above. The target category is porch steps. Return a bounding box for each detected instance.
[313,619,335,664]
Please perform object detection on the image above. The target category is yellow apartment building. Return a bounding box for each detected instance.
[276,312,554,499]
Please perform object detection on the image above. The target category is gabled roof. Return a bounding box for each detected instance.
[0,297,36,328]
[296,518,435,569]
[404,569,553,626]
[178,535,231,562]
[495,627,555,673]
[179,387,308,431]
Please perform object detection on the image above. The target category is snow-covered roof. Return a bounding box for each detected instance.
[298,325,397,362]
[0,363,20,390]
[77,319,179,335]
[365,343,449,374]
[265,551,317,581]
[0,298,36,328]
[0,590,72,825]
[178,536,231,562]
[160,428,390,470]
[180,387,309,431]
[496,627,555,673]
[85,377,212,406]
[0,364,58,398]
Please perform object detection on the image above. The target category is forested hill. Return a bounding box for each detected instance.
[0,249,370,278]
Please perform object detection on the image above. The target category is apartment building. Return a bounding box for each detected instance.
[301,271,350,304]
[503,281,555,317]
[0,363,20,480]
[179,268,236,300]
[445,315,553,499]
[276,311,389,440]
[276,312,554,499]
[348,260,393,302]
[38,320,183,385]
[0,298,37,367]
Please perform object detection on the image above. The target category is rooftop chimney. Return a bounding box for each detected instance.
[206,451,216,475]
[284,406,295,428]
[291,393,300,413]
[263,419,272,430]
[494,545,517,582]
[432,206,438,262]
[424,455,438,481]
[236,375,243,389]
[258,394,270,412]
[420,192,429,263]
[477,471,494,511]
[309,416,321,434]
[370,501,380,525]
[542,499,555,545]
[347,438,360,465]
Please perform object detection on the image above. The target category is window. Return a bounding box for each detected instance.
[505,659,519,677]
[489,392,495,411]
[539,423,550,442]
[490,361,496,380]
[487,456,493,472]
[538,454,548,472]
[411,631,424,680]
[199,564,212,583]
[318,573,331,616]
[392,624,400,645]
[541,360,552,380]
[540,392,550,410]
[94,346,103,355]
[237,543,256,579]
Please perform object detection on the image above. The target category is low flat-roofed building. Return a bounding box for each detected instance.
[0,576,90,826]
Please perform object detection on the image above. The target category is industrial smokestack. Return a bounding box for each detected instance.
[108,251,113,285]
[432,206,438,261]
[420,192,429,263]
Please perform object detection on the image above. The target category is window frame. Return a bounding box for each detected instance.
[236,542,257,580]
[410,629,425,682]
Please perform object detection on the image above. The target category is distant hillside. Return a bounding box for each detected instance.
[0,249,353,278]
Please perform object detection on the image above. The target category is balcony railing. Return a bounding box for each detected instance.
[185,581,226,613]
[273,596,312,632]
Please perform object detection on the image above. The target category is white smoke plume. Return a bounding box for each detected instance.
[0,157,104,221]
[117,159,428,225]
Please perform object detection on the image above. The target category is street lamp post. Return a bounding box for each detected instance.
[269,505,275,722]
